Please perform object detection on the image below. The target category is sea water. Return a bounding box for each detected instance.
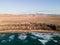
[0,32,60,45]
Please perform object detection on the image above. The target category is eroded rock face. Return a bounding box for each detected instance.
[0,23,57,30]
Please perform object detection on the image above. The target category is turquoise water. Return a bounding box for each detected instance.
[0,32,60,45]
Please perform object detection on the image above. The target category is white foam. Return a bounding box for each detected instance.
[38,39,48,45]
[30,36,37,39]
[31,32,53,40]
[1,40,6,43]
[18,34,27,40]
[53,40,58,42]
[9,35,15,39]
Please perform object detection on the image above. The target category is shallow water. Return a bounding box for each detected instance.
[0,32,60,45]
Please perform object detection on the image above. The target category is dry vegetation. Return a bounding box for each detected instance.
[0,23,57,30]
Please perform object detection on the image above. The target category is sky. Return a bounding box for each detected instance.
[0,0,60,14]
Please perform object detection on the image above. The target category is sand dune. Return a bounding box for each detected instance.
[0,14,60,25]
[0,14,60,33]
